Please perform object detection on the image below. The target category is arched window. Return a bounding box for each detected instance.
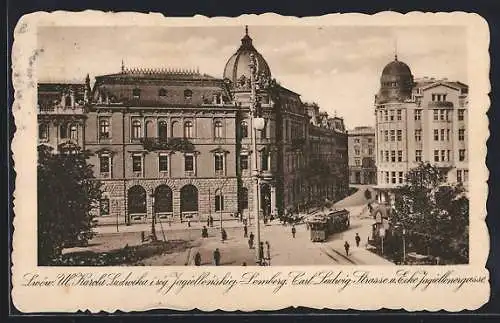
[154,185,173,213]
[99,119,110,139]
[240,121,248,138]
[59,123,68,139]
[184,89,193,99]
[184,121,193,138]
[180,185,198,213]
[70,124,78,140]
[39,123,49,140]
[215,189,224,212]
[132,120,142,139]
[65,95,71,107]
[128,185,147,214]
[158,121,168,139]
[214,120,223,138]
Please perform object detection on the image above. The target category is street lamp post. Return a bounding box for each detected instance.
[249,53,265,264]
[150,190,157,242]
[402,228,406,264]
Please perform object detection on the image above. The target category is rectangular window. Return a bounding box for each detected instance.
[458,129,465,141]
[391,150,396,162]
[439,110,445,121]
[215,195,224,212]
[385,171,390,184]
[380,150,384,161]
[414,109,422,120]
[464,170,469,182]
[214,154,224,171]
[355,158,360,166]
[459,149,466,162]
[261,152,269,171]
[445,110,450,121]
[132,155,142,172]
[390,130,395,141]
[457,170,463,183]
[433,109,438,121]
[434,150,439,162]
[354,138,360,143]
[458,109,465,121]
[389,110,394,121]
[39,123,49,140]
[385,150,389,162]
[447,150,451,162]
[397,130,402,141]
[100,198,110,216]
[434,129,439,141]
[240,154,249,170]
[368,148,373,155]
[397,109,402,120]
[99,155,110,173]
[415,150,422,162]
[440,129,445,141]
[415,129,422,141]
[99,118,110,139]
[185,155,194,172]
[355,148,360,155]
[391,171,396,184]
[447,129,450,141]
[432,94,436,101]
[384,110,388,121]
[159,154,168,172]
[384,130,389,142]
[441,150,446,162]
[397,150,403,162]
[398,172,404,184]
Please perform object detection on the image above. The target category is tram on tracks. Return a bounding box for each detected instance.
[307,209,350,242]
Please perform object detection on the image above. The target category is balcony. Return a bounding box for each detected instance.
[428,101,454,108]
[141,137,195,152]
[38,105,85,115]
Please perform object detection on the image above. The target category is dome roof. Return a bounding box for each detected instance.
[223,27,271,90]
[376,55,414,104]
[381,56,412,77]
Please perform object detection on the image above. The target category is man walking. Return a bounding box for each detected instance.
[248,232,255,249]
[291,225,296,238]
[355,233,361,247]
[265,241,271,266]
[194,251,201,266]
[244,224,248,238]
[213,248,221,266]
[344,241,350,256]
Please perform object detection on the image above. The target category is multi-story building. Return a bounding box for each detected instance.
[348,126,376,185]
[37,27,349,224]
[37,80,90,151]
[374,54,469,204]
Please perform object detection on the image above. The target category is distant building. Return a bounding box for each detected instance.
[347,126,376,184]
[36,27,349,224]
[374,55,469,204]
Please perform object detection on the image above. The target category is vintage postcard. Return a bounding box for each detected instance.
[11,11,490,312]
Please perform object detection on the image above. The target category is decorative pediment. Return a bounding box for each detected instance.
[210,146,230,154]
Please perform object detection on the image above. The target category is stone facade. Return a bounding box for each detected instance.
[347,126,376,185]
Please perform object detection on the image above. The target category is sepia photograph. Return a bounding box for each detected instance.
[35,23,470,267]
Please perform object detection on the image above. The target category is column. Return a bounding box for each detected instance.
[173,189,181,221]
[270,184,277,217]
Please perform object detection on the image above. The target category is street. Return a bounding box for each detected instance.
[66,187,393,266]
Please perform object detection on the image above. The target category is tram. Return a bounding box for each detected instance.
[307,209,350,242]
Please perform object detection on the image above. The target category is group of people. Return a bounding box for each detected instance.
[343,233,362,256]
[193,248,221,266]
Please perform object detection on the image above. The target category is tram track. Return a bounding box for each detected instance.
[319,244,357,265]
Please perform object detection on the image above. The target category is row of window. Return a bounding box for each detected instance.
[353,138,373,144]
[380,128,465,142]
[382,171,405,184]
[39,123,79,141]
[379,149,467,163]
[131,88,193,100]
[98,118,262,140]
[378,108,466,122]
[353,147,374,156]
[456,169,469,183]
[381,129,403,142]
[98,152,270,176]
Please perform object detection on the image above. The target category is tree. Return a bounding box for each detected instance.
[391,162,469,263]
[37,144,102,265]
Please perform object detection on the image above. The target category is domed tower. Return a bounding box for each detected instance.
[376,55,414,104]
[223,26,271,91]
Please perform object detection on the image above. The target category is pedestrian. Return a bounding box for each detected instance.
[291,225,296,238]
[187,219,191,227]
[194,251,201,266]
[344,241,350,256]
[213,248,221,266]
[207,217,210,227]
[355,233,361,247]
[259,242,265,265]
[248,232,255,249]
[244,224,248,238]
[210,216,214,227]
[265,241,271,265]
[221,228,227,242]
[202,226,208,238]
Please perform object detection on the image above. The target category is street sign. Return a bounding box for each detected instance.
[379,227,386,238]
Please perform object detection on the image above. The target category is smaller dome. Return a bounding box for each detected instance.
[223,26,271,90]
[377,55,414,104]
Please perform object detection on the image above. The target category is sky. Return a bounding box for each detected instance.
[37,25,467,129]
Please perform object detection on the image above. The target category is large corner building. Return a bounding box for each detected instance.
[374,55,469,203]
